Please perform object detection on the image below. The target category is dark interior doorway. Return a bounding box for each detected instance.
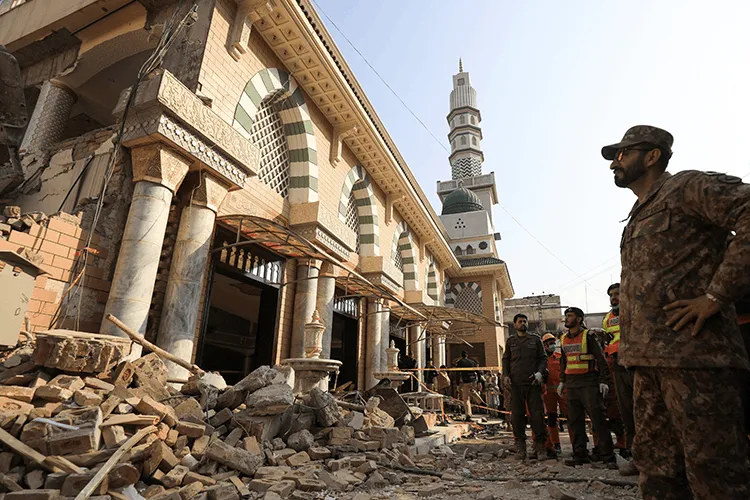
[329,293,360,390]
[196,227,284,385]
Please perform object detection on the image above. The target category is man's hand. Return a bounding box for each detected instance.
[529,372,543,385]
[664,294,722,336]
[557,382,565,397]
[599,383,609,399]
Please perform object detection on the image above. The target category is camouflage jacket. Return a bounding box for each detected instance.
[619,170,750,369]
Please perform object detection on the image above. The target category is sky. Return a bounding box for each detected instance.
[312,0,750,313]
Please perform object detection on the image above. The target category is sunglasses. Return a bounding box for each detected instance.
[614,146,655,162]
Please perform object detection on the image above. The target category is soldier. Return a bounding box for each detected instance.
[603,125,750,499]
[602,283,635,461]
[455,350,478,422]
[502,313,550,460]
[557,307,615,468]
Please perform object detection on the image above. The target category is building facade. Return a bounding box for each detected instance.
[504,294,564,339]
[0,0,495,390]
[437,62,514,368]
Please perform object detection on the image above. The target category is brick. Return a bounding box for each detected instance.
[61,472,108,496]
[102,425,127,448]
[49,375,85,391]
[6,491,59,500]
[40,240,69,257]
[51,255,74,270]
[31,288,56,302]
[183,471,215,487]
[8,231,35,247]
[0,386,35,403]
[47,218,79,237]
[84,377,114,392]
[176,421,205,438]
[27,299,42,313]
[32,385,72,402]
[57,233,82,249]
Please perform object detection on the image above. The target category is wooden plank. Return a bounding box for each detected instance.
[0,426,60,473]
[229,475,251,497]
[100,414,159,427]
[44,455,85,474]
[73,425,157,500]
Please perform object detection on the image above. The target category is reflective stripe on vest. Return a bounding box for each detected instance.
[562,330,595,375]
[603,311,620,355]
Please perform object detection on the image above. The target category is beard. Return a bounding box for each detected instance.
[614,158,647,187]
[517,325,527,332]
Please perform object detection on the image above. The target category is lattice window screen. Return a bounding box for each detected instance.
[455,287,482,315]
[345,186,360,253]
[249,95,290,198]
[394,240,404,272]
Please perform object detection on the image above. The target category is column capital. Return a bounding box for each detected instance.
[181,170,232,213]
[131,143,190,193]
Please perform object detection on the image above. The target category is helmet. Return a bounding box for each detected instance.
[542,333,556,342]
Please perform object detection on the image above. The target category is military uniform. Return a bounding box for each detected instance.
[502,334,548,446]
[605,126,750,499]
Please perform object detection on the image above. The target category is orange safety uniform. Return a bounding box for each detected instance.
[544,351,567,416]
[601,313,626,448]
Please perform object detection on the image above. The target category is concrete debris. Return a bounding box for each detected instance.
[0,337,441,500]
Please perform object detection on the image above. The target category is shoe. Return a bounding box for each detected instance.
[564,455,591,467]
[619,460,639,476]
[603,458,618,470]
[619,448,632,460]
[514,440,527,460]
[465,416,473,422]
[553,443,562,455]
[589,448,601,462]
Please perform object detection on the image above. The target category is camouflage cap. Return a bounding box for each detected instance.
[601,125,674,160]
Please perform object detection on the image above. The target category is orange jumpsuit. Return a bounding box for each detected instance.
[543,352,568,447]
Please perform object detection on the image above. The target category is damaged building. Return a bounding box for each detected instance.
[0,0,513,389]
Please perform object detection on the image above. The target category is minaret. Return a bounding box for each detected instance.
[448,59,484,180]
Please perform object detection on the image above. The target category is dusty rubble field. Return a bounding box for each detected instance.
[0,337,639,500]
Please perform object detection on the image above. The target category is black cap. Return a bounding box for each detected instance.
[564,307,585,319]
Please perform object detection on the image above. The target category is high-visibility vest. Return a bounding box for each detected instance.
[562,330,595,375]
[602,311,620,355]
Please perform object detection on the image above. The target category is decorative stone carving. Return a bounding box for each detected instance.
[183,171,232,213]
[228,0,273,61]
[290,203,356,260]
[115,70,259,187]
[130,144,190,193]
[330,122,358,168]
[303,310,325,359]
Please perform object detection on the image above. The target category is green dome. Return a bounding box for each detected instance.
[441,187,484,215]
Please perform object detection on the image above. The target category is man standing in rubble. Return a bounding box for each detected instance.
[542,332,566,456]
[603,125,750,498]
[602,283,635,463]
[557,307,616,468]
[502,313,550,460]
[455,350,478,422]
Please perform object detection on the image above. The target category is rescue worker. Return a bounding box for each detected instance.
[542,332,566,455]
[557,307,616,468]
[602,283,635,460]
[603,125,750,499]
[502,313,550,460]
[455,350,478,422]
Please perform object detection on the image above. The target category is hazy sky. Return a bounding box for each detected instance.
[313,0,750,313]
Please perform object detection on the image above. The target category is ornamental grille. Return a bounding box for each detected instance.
[333,296,359,318]
[394,241,404,272]
[249,95,290,198]
[455,287,482,315]
[345,182,362,253]
[451,157,482,179]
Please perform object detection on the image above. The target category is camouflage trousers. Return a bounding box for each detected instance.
[633,367,750,500]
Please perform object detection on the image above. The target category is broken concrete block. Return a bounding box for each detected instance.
[242,436,262,455]
[346,411,365,430]
[176,421,206,438]
[223,427,243,447]
[308,388,342,427]
[307,446,331,460]
[22,469,45,489]
[183,471,216,487]
[208,407,233,427]
[205,439,263,476]
[62,472,108,496]
[286,429,314,452]
[270,365,295,388]
[132,353,168,387]
[191,435,210,459]
[108,463,140,489]
[33,386,73,402]
[268,480,295,497]
[48,375,85,392]
[174,397,203,421]
[233,412,283,442]
[102,425,127,448]
[5,491,59,500]
[204,483,240,500]
[34,331,131,373]
[244,384,293,416]
[161,465,190,488]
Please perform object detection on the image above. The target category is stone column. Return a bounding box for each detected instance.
[365,298,382,390]
[410,324,425,392]
[380,302,390,372]
[156,172,230,380]
[19,80,76,160]
[290,259,320,358]
[316,262,336,359]
[431,334,442,367]
[439,336,447,367]
[100,144,189,357]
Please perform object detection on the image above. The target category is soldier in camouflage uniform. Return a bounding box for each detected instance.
[602,125,750,499]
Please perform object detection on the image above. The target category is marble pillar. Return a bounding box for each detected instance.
[410,324,425,392]
[101,145,189,357]
[19,80,76,160]
[431,334,441,367]
[316,262,336,359]
[380,302,391,372]
[365,298,382,390]
[439,336,447,367]
[290,259,320,358]
[157,172,230,380]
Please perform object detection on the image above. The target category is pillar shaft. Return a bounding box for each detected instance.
[316,262,336,359]
[431,334,441,367]
[410,324,425,391]
[380,304,390,372]
[20,81,76,159]
[291,259,320,358]
[100,145,189,357]
[365,298,382,390]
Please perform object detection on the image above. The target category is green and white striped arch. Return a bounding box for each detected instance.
[445,281,483,314]
[338,165,379,256]
[233,67,318,203]
[426,257,439,301]
[392,221,419,291]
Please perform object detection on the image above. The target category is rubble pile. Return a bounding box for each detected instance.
[0,335,422,500]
